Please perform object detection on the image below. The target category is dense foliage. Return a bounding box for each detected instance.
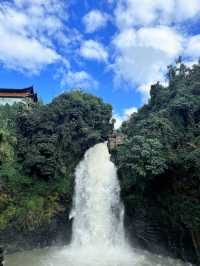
[113,61,200,263]
[0,91,112,241]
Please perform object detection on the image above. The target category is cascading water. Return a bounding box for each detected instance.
[70,142,125,248]
[61,142,135,266]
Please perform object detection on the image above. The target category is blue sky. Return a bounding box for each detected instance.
[0,0,200,127]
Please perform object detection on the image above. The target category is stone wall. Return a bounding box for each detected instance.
[108,132,125,150]
[0,97,25,105]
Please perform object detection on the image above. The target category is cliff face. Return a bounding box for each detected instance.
[123,197,196,263]
[108,132,125,151]
[0,215,72,253]
[111,62,200,265]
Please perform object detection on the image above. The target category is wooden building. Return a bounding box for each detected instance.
[0,87,38,105]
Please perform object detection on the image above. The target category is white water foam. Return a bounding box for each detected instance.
[70,142,126,248]
[60,142,134,265]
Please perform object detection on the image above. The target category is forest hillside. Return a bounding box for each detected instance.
[112,61,200,264]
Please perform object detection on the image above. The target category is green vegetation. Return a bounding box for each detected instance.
[0,91,112,238]
[113,61,200,263]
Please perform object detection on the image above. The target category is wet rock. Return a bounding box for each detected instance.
[0,246,4,266]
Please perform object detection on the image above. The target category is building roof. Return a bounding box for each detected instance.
[0,86,34,93]
[0,86,38,102]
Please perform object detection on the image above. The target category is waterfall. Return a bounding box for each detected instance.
[70,142,125,247]
[54,142,135,266]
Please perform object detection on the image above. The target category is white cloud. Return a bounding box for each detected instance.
[111,0,200,102]
[61,70,98,90]
[175,0,200,21]
[3,0,66,39]
[0,0,68,73]
[113,115,124,130]
[80,40,108,62]
[184,59,199,69]
[0,1,105,89]
[113,106,137,129]
[115,0,174,28]
[185,35,200,59]
[113,28,136,50]
[113,26,183,58]
[124,106,138,117]
[137,83,153,104]
[112,26,184,99]
[0,25,60,73]
[114,0,200,29]
[15,0,66,16]
[137,26,184,58]
[83,10,108,33]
